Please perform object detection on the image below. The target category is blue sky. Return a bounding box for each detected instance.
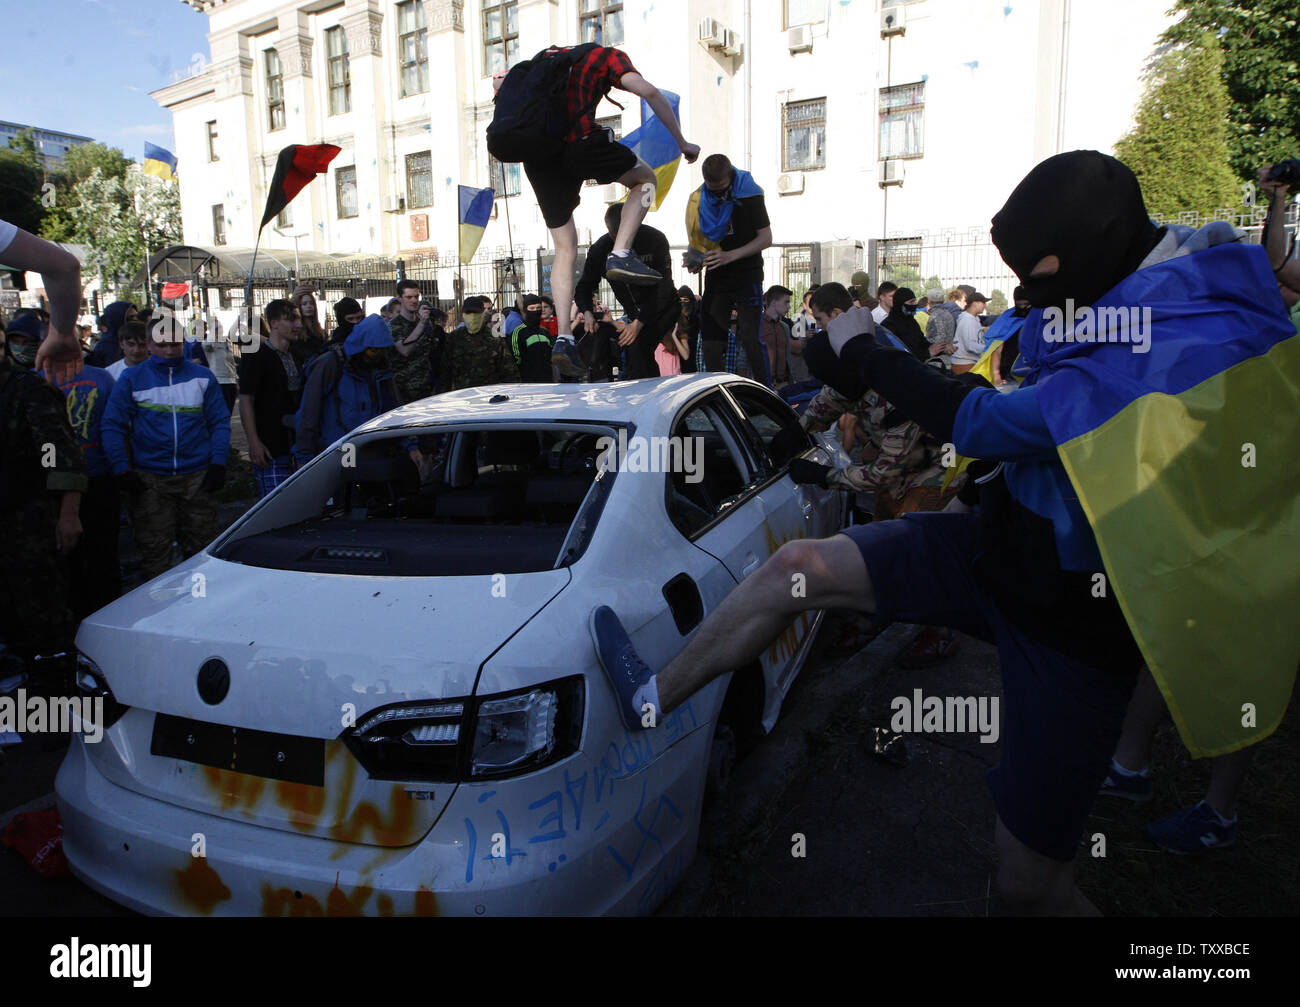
[1,0,211,158]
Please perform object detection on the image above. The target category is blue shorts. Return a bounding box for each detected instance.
[841,512,1139,862]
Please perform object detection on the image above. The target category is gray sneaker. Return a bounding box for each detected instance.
[606,253,661,286]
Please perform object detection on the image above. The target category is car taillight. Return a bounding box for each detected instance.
[345,702,464,782]
[343,677,584,782]
[469,677,584,780]
[75,652,129,730]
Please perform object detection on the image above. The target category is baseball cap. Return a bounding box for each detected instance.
[957,284,977,299]
[4,314,42,340]
[925,287,944,303]
[968,291,989,305]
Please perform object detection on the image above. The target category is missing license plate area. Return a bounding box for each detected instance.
[151,713,325,786]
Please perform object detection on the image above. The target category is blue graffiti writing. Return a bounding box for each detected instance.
[605,779,682,883]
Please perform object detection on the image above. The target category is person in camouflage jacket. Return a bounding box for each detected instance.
[0,352,87,673]
[431,296,518,393]
[794,382,953,517]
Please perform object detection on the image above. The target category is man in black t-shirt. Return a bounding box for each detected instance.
[574,203,679,378]
[686,154,774,385]
[237,299,302,498]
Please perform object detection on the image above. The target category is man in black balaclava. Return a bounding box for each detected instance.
[583,152,1185,916]
[331,297,364,345]
[508,293,556,383]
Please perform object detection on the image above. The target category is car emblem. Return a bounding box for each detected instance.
[197,659,230,705]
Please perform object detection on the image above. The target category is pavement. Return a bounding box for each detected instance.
[659,620,1006,916]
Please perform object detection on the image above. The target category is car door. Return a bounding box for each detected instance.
[720,383,838,724]
[664,391,769,599]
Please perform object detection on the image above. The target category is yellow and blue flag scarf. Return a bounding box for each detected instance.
[458,185,494,264]
[1020,243,1300,757]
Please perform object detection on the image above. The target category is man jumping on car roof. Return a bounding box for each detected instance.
[488,43,699,378]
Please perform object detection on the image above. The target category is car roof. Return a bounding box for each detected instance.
[364,373,767,435]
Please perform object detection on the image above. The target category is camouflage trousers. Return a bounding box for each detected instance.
[0,502,76,665]
[127,470,218,580]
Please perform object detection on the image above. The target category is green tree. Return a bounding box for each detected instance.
[73,165,181,301]
[1162,1,1299,182]
[0,129,46,236]
[40,142,132,243]
[1114,32,1239,216]
[988,289,1008,316]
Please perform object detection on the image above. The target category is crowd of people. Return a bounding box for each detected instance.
[2,34,1298,917]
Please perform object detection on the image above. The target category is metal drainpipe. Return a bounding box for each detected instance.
[744,0,752,171]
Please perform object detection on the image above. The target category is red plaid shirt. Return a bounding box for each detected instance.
[544,45,637,142]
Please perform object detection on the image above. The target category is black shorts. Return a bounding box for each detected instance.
[524,133,638,229]
[841,512,1140,862]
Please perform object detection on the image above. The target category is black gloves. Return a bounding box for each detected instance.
[200,464,226,493]
[788,458,832,488]
[116,471,146,496]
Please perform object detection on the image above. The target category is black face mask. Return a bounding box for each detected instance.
[991,150,1163,312]
[524,309,543,328]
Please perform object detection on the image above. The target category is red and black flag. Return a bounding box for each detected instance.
[259,143,341,230]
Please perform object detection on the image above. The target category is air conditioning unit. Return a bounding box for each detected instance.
[600,183,623,204]
[722,29,743,56]
[788,25,813,54]
[381,194,405,213]
[776,171,805,195]
[878,159,905,188]
[699,17,724,48]
[881,6,907,38]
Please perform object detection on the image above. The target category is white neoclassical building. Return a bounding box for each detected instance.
[153,0,1176,295]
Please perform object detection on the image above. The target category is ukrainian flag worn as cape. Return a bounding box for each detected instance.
[1021,242,1300,757]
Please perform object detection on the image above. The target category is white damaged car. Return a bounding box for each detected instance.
[58,375,847,916]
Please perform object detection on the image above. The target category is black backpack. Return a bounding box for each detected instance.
[486,43,604,163]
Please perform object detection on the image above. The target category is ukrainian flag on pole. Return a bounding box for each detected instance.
[1023,242,1300,757]
[458,185,494,264]
[142,142,178,182]
[619,90,682,212]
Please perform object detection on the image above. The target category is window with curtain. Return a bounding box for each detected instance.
[336,165,358,218]
[483,1,520,77]
[266,48,285,131]
[406,151,433,208]
[782,98,826,171]
[879,82,925,160]
[326,26,351,115]
[398,1,429,96]
[578,0,623,47]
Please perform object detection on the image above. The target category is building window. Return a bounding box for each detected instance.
[879,82,925,160]
[782,98,825,171]
[406,151,433,208]
[205,120,219,162]
[265,49,285,131]
[212,204,226,245]
[579,0,623,47]
[336,165,358,218]
[489,155,521,197]
[398,1,429,96]
[276,204,292,229]
[326,26,351,116]
[483,1,520,77]
[784,0,825,29]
